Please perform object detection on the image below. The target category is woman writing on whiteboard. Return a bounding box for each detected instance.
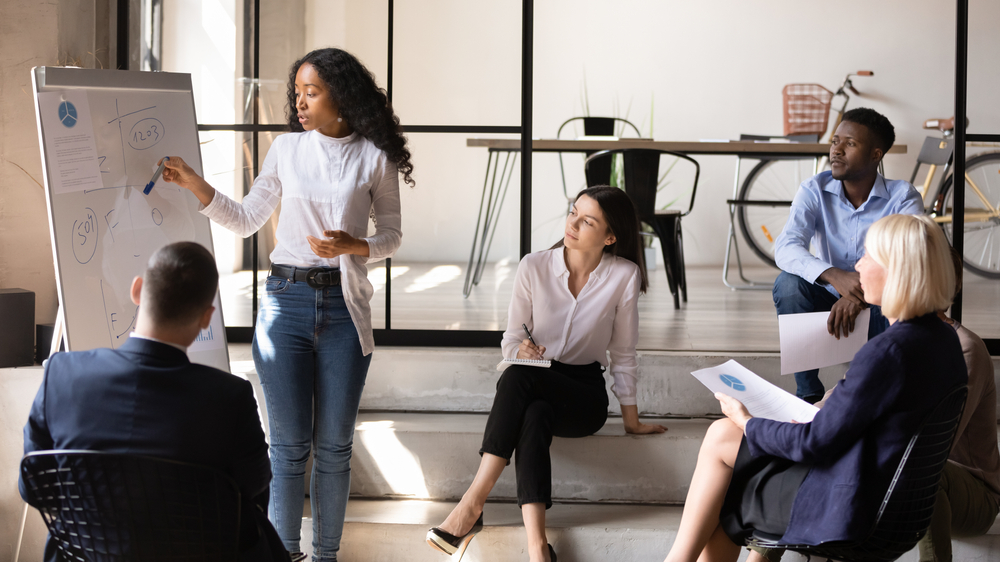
[425,186,666,562]
[161,48,412,562]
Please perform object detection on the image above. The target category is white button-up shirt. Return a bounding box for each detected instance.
[501,248,641,406]
[201,130,401,355]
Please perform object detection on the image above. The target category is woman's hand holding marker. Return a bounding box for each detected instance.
[159,156,216,207]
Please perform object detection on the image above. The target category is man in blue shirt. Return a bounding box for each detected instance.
[773,108,923,403]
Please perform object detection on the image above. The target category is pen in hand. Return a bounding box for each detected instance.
[144,156,168,195]
[522,323,536,346]
[519,323,545,360]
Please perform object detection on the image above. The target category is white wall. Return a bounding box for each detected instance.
[305,0,1000,266]
[0,0,106,553]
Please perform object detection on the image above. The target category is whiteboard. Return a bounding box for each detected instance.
[32,67,230,373]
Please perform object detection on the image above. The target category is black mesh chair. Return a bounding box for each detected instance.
[558,116,643,208]
[747,385,969,562]
[584,149,700,309]
[20,450,242,562]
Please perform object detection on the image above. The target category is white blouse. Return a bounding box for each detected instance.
[201,130,402,356]
[501,248,641,406]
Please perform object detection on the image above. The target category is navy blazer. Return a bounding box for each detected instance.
[745,313,967,546]
[20,337,278,561]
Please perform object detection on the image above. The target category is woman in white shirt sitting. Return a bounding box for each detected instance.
[161,48,412,562]
[426,186,667,562]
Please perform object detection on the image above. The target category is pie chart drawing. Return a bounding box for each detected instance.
[719,374,746,392]
[58,101,78,128]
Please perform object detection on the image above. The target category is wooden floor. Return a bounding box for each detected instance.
[220,262,1000,352]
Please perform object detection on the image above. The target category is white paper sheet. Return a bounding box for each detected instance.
[38,90,103,194]
[778,309,870,375]
[692,360,819,423]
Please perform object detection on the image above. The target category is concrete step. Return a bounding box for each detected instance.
[350,413,707,503]
[228,344,1000,421]
[362,347,848,417]
[362,347,1000,417]
[291,499,1000,562]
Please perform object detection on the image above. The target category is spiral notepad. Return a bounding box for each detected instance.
[496,358,552,371]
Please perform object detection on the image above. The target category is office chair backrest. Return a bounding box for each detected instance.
[848,384,968,561]
[755,385,969,562]
[21,450,242,562]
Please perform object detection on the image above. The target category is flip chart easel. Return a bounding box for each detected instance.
[32,67,230,372]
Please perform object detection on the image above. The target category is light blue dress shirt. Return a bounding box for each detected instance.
[774,171,923,297]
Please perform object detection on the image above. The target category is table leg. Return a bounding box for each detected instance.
[464,151,498,298]
[475,151,518,287]
[722,157,773,290]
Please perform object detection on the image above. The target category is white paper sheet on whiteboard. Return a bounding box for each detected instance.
[38,90,103,194]
[778,309,870,374]
[692,360,819,423]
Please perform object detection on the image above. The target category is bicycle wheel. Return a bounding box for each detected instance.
[737,158,819,268]
[935,152,1000,279]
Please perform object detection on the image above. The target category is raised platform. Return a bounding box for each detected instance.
[220,263,1000,351]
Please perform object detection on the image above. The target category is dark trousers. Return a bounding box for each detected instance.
[918,462,1000,562]
[480,361,609,508]
[772,271,890,400]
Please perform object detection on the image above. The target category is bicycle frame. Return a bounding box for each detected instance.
[912,125,1000,225]
[931,170,1000,225]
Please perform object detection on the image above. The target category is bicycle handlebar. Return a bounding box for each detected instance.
[836,71,873,98]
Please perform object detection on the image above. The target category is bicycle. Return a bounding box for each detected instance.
[735,71,872,270]
[917,118,1000,279]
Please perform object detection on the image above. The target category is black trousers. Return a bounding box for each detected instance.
[479,361,609,508]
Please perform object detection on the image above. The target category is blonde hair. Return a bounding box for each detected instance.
[864,214,955,320]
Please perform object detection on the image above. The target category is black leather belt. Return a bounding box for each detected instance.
[272,264,341,288]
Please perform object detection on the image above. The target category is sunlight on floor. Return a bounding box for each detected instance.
[403,265,462,293]
[356,420,430,498]
[368,265,410,293]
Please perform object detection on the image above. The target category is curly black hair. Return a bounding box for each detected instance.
[287,48,414,186]
[841,107,895,154]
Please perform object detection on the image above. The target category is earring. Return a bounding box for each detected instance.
[337,117,343,123]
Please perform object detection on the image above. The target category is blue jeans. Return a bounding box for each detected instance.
[772,271,889,400]
[252,275,371,562]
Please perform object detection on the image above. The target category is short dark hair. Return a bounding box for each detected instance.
[841,107,895,153]
[142,242,218,326]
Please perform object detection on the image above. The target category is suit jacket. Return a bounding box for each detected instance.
[20,337,282,562]
[745,313,968,546]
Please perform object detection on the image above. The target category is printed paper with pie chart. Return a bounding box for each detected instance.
[692,359,819,423]
[37,90,103,195]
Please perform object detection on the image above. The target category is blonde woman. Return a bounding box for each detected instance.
[662,214,967,562]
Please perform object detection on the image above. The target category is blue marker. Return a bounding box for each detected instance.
[144,157,168,195]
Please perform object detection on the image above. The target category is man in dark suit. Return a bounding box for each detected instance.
[20,241,287,562]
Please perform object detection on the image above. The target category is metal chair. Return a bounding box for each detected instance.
[20,450,242,562]
[584,149,700,309]
[558,116,643,207]
[908,135,955,201]
[747,385,969,562]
